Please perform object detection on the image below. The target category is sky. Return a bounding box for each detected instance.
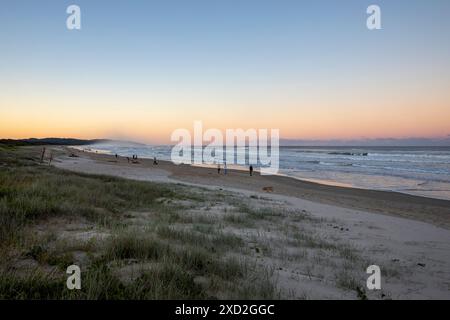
[1,0,449,144]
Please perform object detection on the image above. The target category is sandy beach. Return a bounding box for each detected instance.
[50,146,450,299]
[58,147,450,229]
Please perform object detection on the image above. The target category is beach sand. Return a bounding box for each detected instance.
[51,147,450,299]
[57,147,450,229]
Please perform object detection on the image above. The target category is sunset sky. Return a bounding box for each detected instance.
[1,0,449,144]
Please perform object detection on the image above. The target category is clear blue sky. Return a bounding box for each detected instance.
[1,0,449,142]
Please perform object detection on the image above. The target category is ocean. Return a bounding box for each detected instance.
[75,143,450,201]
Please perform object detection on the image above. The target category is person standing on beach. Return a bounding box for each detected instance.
[249,165,253,176]
[217,163,221,174]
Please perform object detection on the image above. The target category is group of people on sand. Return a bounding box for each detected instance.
[217,162,254,176]
[124,154,139,163]
[120,154,158,165]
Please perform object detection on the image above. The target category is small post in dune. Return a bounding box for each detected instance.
[40,147,46,163]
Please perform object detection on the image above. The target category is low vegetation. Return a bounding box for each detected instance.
[0,145,379,299]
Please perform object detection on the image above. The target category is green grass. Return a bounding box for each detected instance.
[0,263,206,300]
[0,147,176,244]
[0,146,278,299]
[155,225,243,250]
[0,145,367,300]
[0,270,66,299]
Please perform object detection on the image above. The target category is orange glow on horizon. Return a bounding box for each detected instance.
[1,88,449,144]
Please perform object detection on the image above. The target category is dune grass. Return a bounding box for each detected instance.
[0,146,279,299]
[0,145,372,300]
[0,146,179,244]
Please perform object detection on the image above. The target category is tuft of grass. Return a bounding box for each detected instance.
[335,269,362,293]
[105,234,167,261]
[156,225,243,249]
[25,245,74,269]
[0,270,66,299]
[237,204,286,220]
[223,213,254,227]
[104,232,244,281]
[130,264,206,299]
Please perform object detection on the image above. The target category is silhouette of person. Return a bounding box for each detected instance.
[249,165,253,176]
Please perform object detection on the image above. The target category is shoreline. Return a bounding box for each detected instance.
[71,145,450,201]
[55,146,450,229]
[71,145,450,202]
